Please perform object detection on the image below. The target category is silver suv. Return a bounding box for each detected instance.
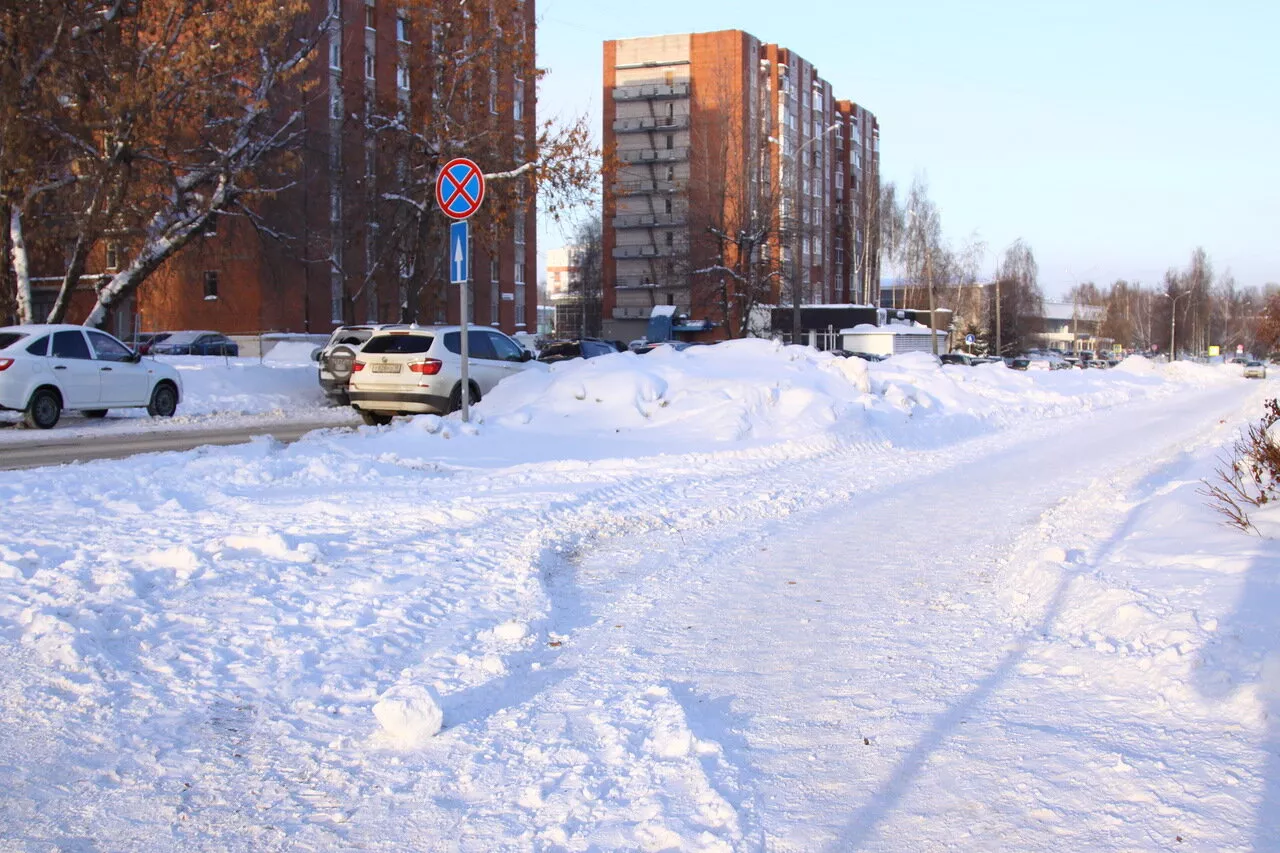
[315,324,407,405]
[347,326,538,425]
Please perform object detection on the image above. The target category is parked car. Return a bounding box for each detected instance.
[150,330,239,356]
[633,340,696,355]
[127,331,172,354]
[939,352,976,366]
[831,350,886,362]
[314,324,408,406]
[1244,361,1267,379]
[537,338,620,363]
[0,324,182,428]
[347,326,537,425]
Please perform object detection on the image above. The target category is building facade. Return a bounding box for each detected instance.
[24,0,539,339]
[601,30,879,343]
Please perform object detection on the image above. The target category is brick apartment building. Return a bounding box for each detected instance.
[602,30,879,343]
[25,0,539,339]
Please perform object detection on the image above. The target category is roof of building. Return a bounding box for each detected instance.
[1042,301,1105,322]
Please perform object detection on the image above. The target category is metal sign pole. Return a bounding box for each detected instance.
[436,158,485,425]
[460,276,470,423]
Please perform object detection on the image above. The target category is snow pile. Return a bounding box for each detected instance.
[262,340,322,366]
[373,683,445,744]
[335,346,1249,467]
[163,359,327,416]
[480,338,872,444]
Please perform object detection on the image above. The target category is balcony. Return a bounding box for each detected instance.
[611,115,690,133]
[612,242,687,259]
[613,179,686,196]
[612,82,690,101]
[617,147,689,164]
[612,212,687,229]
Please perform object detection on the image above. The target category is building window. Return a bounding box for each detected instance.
[330,86,342,119]
[664,197,672,214]
[513,77,524,121]
[514,260,525,285]
[365,5,375,30]
[365,50,375,80]
[201,215,217,238]
[489,69,499,113]
[203,271,219,300]
[105,242,120,270]
[514,211,525,245]
[665,134,674,150]
[490,278,499,323]
[397,63,409,90]
[329,38,340,70]
[515,283,526,324]
[396,14,409,42]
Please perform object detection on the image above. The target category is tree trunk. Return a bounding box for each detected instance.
[9,207,33,324]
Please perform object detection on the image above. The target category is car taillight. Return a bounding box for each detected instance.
[352,361,366,372]
[0,358,12,371]
[409,359,442,375]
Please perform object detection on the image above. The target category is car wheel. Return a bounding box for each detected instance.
[325,345,358,382]
[360,411,392,426]
[447,382,481,414]
[24,388,61,430]
[147,382,179,417]
[83,409,109,419]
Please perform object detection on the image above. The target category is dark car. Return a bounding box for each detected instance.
[538,338,622,363]
[831,350,886,362]
[150,330,239,356]
[127,332,172,354]
[633,340,697,355]
[939,352,975,366]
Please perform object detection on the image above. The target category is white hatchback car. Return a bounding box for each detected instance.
[0,324,183,429]
[347,326,538,425]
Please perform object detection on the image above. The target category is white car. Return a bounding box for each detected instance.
[0,324,182,429]
[347,326,539,425]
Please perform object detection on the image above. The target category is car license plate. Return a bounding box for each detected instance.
[372,363,401,374]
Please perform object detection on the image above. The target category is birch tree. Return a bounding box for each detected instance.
[1,1,327,326]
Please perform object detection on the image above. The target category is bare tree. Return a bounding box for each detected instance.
[687,90,783,339]
[1,1,328,326]
[901,176,946,353]
[990,239,1043,356]
[364,0,597,324]
[566,215,603,338]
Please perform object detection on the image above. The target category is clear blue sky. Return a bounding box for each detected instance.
[534,0,1280,298]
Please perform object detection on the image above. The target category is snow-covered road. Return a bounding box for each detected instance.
[0,346,1276,851]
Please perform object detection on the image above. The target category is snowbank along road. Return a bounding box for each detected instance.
[0,344,1276,851]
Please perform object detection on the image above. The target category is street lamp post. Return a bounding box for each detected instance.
[1162,290,1190,361]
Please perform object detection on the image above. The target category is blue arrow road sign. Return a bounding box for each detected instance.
[450,220,469,284]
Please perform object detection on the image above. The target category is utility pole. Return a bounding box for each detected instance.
[994,275,1002,357]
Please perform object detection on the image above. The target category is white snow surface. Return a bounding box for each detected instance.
[1,343,1278,851]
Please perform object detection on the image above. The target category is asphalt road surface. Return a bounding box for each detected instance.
[0,420,355,470]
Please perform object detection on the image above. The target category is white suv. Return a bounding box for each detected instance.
[347,326,538,425]
[0,324,182,428]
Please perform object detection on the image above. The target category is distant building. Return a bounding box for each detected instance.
[1038,301,1107,352]
[545,246,580,301]
[602,30,880,343]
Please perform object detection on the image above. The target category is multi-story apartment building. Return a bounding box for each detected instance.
[23,0,539,338]
[602,29,879,343]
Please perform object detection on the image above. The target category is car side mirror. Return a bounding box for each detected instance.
[520,350,533,362]
[130,351,142,364]
[311,347,323,362]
